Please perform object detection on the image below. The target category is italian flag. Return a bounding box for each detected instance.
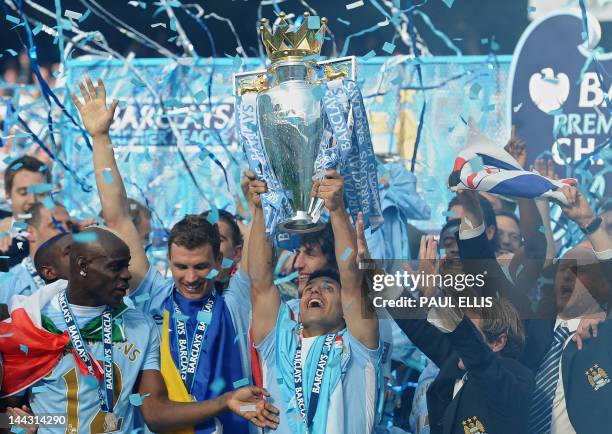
[0,281,103,397]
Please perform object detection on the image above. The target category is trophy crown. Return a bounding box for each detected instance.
[259,12,327,62]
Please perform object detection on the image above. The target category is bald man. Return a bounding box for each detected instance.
[33,232,72,283]
[0,202,71,304]
[1,227,279,433]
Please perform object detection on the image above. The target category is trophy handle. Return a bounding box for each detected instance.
[316,56,357,82]
[309,198,326,224]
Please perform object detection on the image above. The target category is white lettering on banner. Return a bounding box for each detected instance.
[548,72,612,166]
[579,72,612,108]
[552,137,603,165]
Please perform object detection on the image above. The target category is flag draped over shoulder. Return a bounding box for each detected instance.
[0,280,128,397]
[448,125,576,204]
[0,281,70,397]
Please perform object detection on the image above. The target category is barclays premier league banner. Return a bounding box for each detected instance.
[509,10,611,197]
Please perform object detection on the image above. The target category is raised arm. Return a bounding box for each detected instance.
[136,369,279,431]
[247,178,281,345]
[558,185,611,253]
[71,77,149,290]
[318,170,378,349]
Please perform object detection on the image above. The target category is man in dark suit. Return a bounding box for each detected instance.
[523,186,611,434]
[453,184,611,434]
[396,296,534,434]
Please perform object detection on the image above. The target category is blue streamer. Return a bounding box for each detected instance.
[9,103,92,192]
[405,0,426,173]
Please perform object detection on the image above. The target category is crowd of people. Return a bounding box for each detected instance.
[0,76,609,434]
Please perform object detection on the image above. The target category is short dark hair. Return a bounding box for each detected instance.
[201,209,243,247]
[34,232,70,282]
[299,223,337,271]
[4,156,50,196]
[168,214,220,257]
[495,210,521,229]
[440,218,461,238]
[307,268,340,286]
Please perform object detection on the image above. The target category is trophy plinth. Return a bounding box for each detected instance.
[278,210,326,233]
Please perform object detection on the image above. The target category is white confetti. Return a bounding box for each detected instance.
[346,0,364,10]
[64,10,82,20]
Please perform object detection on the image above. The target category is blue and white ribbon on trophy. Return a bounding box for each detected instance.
[236,92,293,234]
[316,79,383,230]
[236,79,383,235]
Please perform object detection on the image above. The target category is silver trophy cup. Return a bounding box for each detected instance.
[234,56,355,233]
[257,60,324,233]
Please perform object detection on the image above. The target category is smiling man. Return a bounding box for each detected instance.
[0,227,279,434]
[249,170,382,434]
[70,77,259,434]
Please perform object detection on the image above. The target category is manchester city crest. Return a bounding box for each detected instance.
[462,416,487,434]
[586,364,611,391]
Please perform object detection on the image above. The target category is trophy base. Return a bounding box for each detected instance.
[278,211,326,234]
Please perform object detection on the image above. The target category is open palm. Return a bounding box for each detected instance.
[71,77,118,137]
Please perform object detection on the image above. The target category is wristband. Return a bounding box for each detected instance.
[580,216,602,235]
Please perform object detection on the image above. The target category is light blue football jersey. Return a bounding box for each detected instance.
[257,302,382,434]
[0,257,43,304]
[27,286,160,434]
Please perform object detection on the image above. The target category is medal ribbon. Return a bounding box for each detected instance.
[59,291,114,415]
[293,333,336,431]
[173,294,216,392]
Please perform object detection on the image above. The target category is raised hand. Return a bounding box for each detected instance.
[317,169,345,213]
[534,158,558,180]
[71,77,118,138]
[249,178,267,209]
[7,405,38,433]
[0,217,13,252]
[505,125,527,168]
[557,185,596,228]
[417,235,440,297]
[226,386,279,429]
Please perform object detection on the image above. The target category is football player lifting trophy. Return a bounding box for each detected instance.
[235,11,382,235]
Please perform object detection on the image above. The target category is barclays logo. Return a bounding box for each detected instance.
[528,68,570,114]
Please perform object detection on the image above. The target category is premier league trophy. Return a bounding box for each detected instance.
[234,12,356,234]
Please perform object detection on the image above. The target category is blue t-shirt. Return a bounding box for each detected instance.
[28,285,160,434]
[257,303,382,434]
